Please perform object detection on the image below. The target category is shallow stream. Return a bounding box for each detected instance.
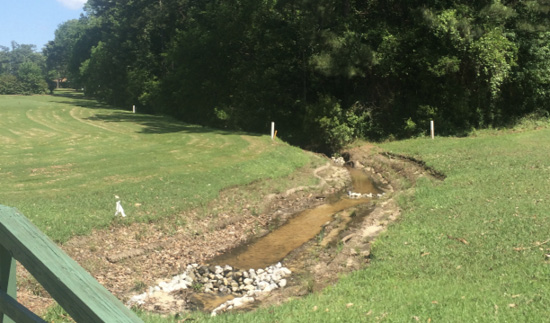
[211,167,379,270]
[128,166,382,313]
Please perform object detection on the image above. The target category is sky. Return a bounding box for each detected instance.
[0,0,87,51]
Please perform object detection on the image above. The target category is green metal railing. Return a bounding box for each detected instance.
[0,205,143,322]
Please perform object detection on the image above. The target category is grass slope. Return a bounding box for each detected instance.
[0,92,309,243]
[178,126,550,322]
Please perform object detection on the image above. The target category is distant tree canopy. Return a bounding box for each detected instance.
[0,42,48,95]
[44,0,550,152]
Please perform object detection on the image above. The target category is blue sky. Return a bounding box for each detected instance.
[0,0,86,51]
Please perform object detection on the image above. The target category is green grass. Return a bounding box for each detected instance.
[143,125,550,322]
[10,91,550,321]
[0,91,310,242]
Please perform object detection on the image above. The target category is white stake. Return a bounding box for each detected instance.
[271,122,275,140]
[133,105,136,113]
[115,200,126,217]
[430,120,434,139]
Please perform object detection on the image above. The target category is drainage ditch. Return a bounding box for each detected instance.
[127,165,383,315]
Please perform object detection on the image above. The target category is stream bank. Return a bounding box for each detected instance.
[16,144,441,317]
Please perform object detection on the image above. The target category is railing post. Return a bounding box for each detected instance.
[0,245,16,323]
[0,205,142,322]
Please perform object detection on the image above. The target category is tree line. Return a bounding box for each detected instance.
[36,0,550,151]
[0,42,51,95]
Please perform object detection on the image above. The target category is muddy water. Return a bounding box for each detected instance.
[348,167,377,194]
[212,167,378,270]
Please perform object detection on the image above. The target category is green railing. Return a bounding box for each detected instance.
[0,205,143,322]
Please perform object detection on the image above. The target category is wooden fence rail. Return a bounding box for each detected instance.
[0,205,143,322]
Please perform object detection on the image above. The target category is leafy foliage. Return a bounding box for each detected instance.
[0,42,48,95]
[42,0,550,151]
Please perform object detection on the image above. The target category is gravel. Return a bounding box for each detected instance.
[127,262,292,316]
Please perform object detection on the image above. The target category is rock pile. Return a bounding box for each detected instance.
[127,262,292,314]
[347,191,386,199]
[331,156,346,166]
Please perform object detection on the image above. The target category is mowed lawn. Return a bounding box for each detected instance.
[181,125,550,322]
[0,92,309,243]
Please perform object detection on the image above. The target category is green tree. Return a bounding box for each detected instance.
[44,0,550,151]
[17,60,48,94]
[0,42,47,94]
[44,19,87,89]
[0,74,20,94]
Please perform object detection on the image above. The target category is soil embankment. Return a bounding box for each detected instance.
[16,144,442,316]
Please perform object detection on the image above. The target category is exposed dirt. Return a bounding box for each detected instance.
[15,144,441,318]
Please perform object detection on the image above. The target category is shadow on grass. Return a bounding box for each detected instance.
[49,93,261,136]
[87,112,243,135]
[53,91,115,110]
[52,89,86,99]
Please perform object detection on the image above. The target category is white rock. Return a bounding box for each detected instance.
[257,281,269,290]
[232,298,244,307]
[243,284,256,292]
[348,191,362,198]
[263,283,278,292]
[271,273,281,282]
[278,267,291,276]
[231,296,254,308]
[174,282,189,290]
[128,293,148,306]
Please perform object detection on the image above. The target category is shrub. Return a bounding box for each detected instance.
[307,95,370,152]
[0,74,21,94]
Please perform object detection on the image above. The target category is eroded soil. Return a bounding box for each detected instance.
[15,144,440,318]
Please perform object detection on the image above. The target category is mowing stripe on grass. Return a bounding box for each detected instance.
[0,93,310,243]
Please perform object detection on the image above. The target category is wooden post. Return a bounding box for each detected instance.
[132,105,136,113]
[0,245,16,323]
[430,120,434,139]
[0,206,142,322]
[271,122,275,140]
[0,289,45,323]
